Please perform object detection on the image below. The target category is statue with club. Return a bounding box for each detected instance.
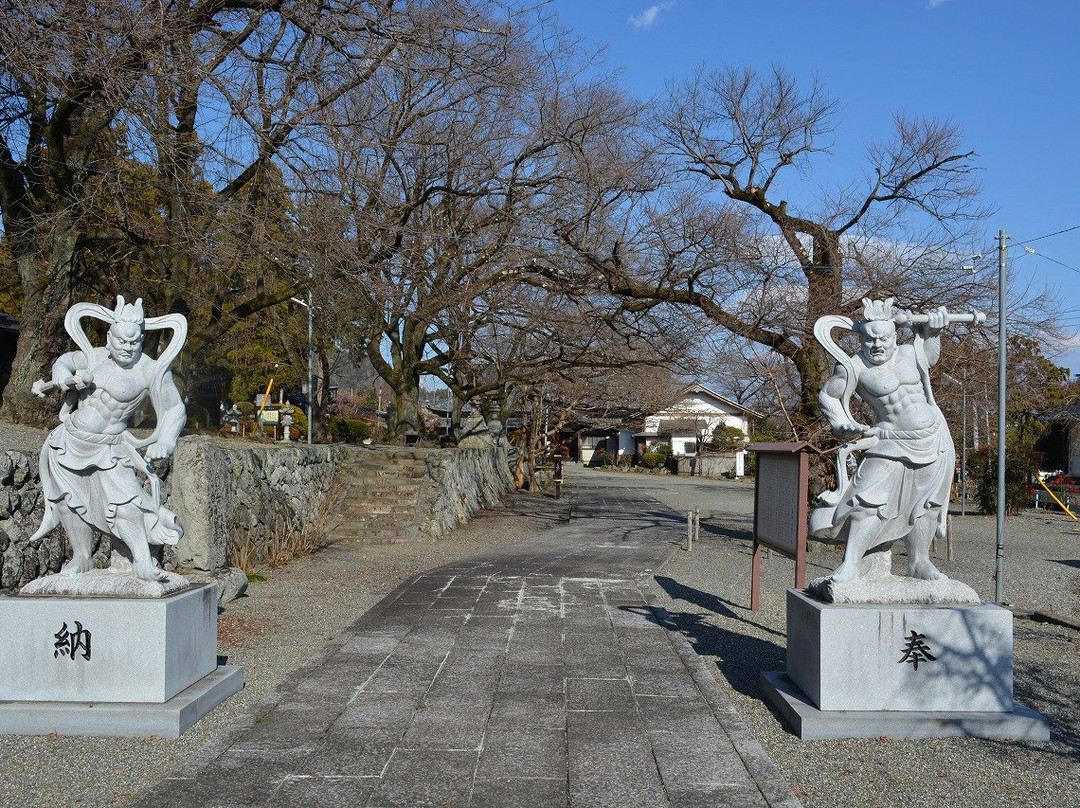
[22,297,188,593]
[808,297,984,601]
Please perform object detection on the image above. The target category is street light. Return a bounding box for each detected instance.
[289,292,314,445]
[995,231,1008,604]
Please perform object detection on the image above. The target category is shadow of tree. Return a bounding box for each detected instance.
[653,574,786,698]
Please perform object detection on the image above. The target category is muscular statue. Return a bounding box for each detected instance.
[809,298,984,594]
[26,297,187,586]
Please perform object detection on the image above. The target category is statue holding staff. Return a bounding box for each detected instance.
[809,297,984,594]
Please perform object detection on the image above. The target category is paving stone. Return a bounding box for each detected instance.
[333,634,403,655]
[565,650,627,679]
[628,667,701,698]
[476,727,566,779]
[334,692,423,730]
[401,701,490,749]
[566,677,635,712]
[648,726,756,786]
[357,658,445,694]
[268,775,380,807]
[498,662,567,695]
[301,728,401,777]
[468,776,566,808]
[231,703,343,749]
[366,748,479,807]
[566,710,667,808]
[488,691,567,729]
[636,693,723,732]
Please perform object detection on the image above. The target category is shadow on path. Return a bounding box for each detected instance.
[654,575,786,698]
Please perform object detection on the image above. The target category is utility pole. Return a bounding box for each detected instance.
[307,282,314,446]
[995,229,1009,604]
[961,373,967,516]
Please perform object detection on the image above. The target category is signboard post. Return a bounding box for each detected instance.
[748,442,814,610]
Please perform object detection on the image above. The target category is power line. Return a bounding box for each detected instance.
[1013,223,1080,247]
[1019,246,1080,277]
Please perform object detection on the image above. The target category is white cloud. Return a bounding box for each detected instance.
[628,1,675,29]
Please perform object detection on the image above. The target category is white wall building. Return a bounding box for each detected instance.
[642,383,760,455]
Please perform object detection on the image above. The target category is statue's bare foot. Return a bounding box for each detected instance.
[829,561,861,584]
[909,559,947,581]
[60,556,92,575]
[133,559,169,583]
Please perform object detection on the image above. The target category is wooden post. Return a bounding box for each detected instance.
[747,442,815,609]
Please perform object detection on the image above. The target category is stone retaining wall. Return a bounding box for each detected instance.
[1,435,513,591]
[0,451,92,589]
[418,445,515,539]
[168,436,346,571]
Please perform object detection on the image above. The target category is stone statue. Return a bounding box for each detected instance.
[21,297,189,596]
[808,297,984,603]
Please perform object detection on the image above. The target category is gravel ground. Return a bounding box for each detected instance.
[630,468,1080,808]
[1,441,1076,808]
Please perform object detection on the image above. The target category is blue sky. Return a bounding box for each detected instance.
[545,0,1080,372]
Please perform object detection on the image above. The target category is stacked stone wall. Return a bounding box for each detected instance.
[168,436,345,571]
[1,435,512,590]
[419,445,515,539]
[0,451,65,589]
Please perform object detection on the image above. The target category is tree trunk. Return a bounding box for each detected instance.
[386,375,422,443]
[1,227,81,426]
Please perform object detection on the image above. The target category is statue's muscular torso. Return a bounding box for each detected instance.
[65,348,155,436]
[854,344,935,431]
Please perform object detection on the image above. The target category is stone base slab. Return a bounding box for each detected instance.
[806,574,980,605]
[761,670,1050,741]
[20,568,191,598]
[0,584,217,703]
[0,665,244,738]
[787,588,1014,712]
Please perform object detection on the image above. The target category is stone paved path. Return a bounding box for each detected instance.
[137,472,800,808]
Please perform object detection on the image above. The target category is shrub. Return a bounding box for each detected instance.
[640,451,663,469]
[328,418,372,443]
[968,446,1038,514]
[709,424,747,451]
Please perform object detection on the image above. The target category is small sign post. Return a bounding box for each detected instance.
[748,442,814,610]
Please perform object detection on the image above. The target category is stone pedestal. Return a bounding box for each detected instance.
[761,588,1050,740]
[0,584,243,737]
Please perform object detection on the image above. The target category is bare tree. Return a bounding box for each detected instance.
[299,3,667,442]
[0,1,410,422]
[553,65,997,434]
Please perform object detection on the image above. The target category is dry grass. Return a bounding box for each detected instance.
[230,473,347,574]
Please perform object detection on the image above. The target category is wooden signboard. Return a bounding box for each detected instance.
[748,442,813,610]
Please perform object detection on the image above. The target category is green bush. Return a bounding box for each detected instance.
[709,424,747,451]
[640,451,663,469]
[328,418,372,443]
[968,446,1038,515]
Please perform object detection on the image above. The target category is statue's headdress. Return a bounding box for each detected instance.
[860,297,895,324]
[112,295,145,327]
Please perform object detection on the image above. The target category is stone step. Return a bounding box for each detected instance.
[339,480,422,496]
[330,524,416,544]
[336,510,414,525]
[326,449,431,544]
[342,458,428,474]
